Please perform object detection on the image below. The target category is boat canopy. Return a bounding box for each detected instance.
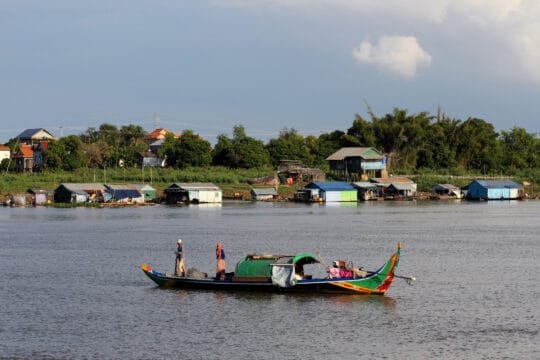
[235,253,319,278]
[291,252,319,265]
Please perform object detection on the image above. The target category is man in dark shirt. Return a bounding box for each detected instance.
[175,239,185,276]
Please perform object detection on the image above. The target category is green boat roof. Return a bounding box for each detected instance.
[291,252,319,265]
[234,252,319,277]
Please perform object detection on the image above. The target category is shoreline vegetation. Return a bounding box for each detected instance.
[1,167,538,205]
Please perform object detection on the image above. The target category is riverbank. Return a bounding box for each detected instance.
[1,167,538,203]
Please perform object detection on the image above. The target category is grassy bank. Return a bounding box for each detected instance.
[0,167,278,200]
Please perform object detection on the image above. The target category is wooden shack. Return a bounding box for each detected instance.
[54,183,106,203]
[251,188,278,201]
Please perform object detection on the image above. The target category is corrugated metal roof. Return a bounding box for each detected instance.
[16,128,55,140]
[107,189,141,199]
[371,177,414,185]
[389,183,416,191]
[128,183,156,191]
[433,184,459,191]
[352,182,378,189]
[306,182,355,191]
[58,183,106,192]
[326,147,384,161]
[169,182,221,191]
[251,188,278,196]
[473,180,523,189]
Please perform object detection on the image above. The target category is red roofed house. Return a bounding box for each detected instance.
[13,144,34,172]
[147,128,180,141]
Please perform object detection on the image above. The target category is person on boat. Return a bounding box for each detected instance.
[175,239,185,277]
[215,242,226,279]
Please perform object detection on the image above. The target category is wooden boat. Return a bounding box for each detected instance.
[141,243,403,295]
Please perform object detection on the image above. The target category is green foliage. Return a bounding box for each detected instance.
[212,125,270,168]
[266,128,314,166]
[162,130,212,168]
[44,135,86,171]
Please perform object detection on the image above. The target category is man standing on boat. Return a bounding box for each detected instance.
[175,239,185,277]
[215,242,226,279]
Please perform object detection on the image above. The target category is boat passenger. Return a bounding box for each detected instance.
[327,261,341,279]
[216,242,226,279]
[175,239,185,277]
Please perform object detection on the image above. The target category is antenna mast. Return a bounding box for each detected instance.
[153,112,160,129]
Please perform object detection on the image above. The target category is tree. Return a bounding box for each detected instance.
[44,136,86,171]
[347,114,376,147]
[118,124,148,166]
[212,125,270,168]
[266,128,314,166]
[500,127,538,170]
[161,130,211,168]
[454,118,501,171]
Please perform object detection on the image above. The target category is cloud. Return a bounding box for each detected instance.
[214,0,540,82]
[352,36,432,78]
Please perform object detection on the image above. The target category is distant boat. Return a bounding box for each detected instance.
[141,243,403,295]
[246,174,279,187]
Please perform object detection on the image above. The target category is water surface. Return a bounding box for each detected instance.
[1,201,538,359]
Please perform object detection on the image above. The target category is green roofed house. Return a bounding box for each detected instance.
[128,184,157,202]
[326,147,387,181]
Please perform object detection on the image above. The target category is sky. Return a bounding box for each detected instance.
[1,0,539,143]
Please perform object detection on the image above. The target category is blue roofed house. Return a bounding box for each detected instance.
[326,147,387,181]
[466,179,524,200]
[104,184,144,204]
[296,182,357,202]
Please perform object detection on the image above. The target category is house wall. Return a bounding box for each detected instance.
[487,188,510,200]
[322,190,357,202]
[0,150,10,162]
[188,190,222,203]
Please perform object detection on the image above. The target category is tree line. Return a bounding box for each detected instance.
[4,107,539,176]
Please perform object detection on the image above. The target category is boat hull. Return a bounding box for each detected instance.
[141,245,400,295]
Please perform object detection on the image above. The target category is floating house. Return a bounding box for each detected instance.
[352,182,380,201]
[385,183,416,198]
[466,179,523,200]
[27,189,51,205]
[164,182,222,204]
[129,184,157,202]
[326,147,387,181]
[433,184,462,199]
[104,184,144,204]
[251,188,278,201]
[296,182,357,202]
[370,177,417,197]
[54,183,106,203]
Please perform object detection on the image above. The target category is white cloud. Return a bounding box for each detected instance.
[214,0,540,82]
[352,36,432,78]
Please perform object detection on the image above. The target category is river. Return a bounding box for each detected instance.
[0,201,538,359]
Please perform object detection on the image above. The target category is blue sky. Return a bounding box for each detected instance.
[1,0,539,143]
